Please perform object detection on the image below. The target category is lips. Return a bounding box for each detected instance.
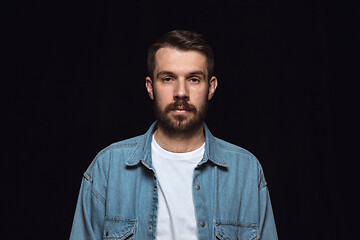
[172,106,190,111]
[165,100,196,113]
[170,105,195,113]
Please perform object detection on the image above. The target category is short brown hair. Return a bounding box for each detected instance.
[147,30,214,80]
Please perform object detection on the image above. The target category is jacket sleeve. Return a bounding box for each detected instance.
[69,176,106,240]
[258,185,278,239]
[70,156,108,240]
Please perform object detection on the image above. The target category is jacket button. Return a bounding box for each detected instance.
[200,222,205,227]
[195,185,200,190]
[149,225,153,230]
[153,186,157,192]
[105,231,109,236]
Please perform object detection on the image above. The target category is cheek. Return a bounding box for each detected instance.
[153,89,171,107]
[192,88,209,103]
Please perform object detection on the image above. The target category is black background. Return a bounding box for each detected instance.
[2,0,355,239]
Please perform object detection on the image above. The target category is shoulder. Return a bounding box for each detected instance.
[97,135,143,157]
[84,134,144,180]
[213,137,260,168]
[204,124,259,167]
[214,137,257,159]
[212,137,267,188]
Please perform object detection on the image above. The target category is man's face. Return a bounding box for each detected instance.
[146,47,217,136]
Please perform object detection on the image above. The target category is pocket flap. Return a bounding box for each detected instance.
[215,220,259,240]
[103,217,136,240]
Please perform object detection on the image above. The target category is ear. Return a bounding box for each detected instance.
[145,76,154,100]
[208,76,218,100]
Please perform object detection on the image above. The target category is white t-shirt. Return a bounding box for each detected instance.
[151,135,205,240]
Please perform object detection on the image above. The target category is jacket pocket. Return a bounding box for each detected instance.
[103,217,136,240]
[215,220,259,240]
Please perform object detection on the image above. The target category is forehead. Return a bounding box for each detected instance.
[154,47,207,74]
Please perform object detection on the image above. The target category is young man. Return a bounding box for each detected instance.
[70,30,278,240]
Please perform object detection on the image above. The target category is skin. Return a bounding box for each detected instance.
[145,47,218,153]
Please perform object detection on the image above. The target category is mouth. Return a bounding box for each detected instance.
[171,108,190,114]
[165,100,196,115]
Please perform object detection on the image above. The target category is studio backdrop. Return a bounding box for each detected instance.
[3,0,339,239]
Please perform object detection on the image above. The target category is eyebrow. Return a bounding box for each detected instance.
[156,71,174,78]
[188,71,206,77]
[156,70,206,78]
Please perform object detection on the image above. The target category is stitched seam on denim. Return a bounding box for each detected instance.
[91,185,106,205]
[84,160,96,181]
[214,138,255,155]
[259,171,267,189]
[219,146,256,159]
[259,181,267,190]
[213,167,219,228]
[104,224,136,240]
[105,216,137,222]
[215,223,259,240]
[215,221,259,228]
[96,142,138,159]
[126,143,140,165]
[107,150,112,184]
[83,172,91,181]
[208,157,227,167]
[259,180,267,189]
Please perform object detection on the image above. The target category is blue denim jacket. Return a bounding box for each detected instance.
[70,122,278,240]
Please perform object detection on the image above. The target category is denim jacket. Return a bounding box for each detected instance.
[70,122,278,240]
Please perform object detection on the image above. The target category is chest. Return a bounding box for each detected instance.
[103,164,261,240]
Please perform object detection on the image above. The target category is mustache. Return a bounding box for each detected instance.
[164,99,197,113]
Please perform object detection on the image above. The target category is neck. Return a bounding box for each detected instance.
[153,124,205,153]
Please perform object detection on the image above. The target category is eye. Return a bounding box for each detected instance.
[189,77,200,83]
[162,77,173,82]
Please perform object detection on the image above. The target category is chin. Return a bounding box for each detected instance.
[163,116,203,136]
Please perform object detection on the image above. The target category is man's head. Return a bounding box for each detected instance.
[147,30,214,81]
[146,30,217,137]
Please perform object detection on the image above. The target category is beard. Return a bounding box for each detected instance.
[153,96,208,137]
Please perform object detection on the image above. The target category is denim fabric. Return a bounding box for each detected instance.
[70,122,278,240]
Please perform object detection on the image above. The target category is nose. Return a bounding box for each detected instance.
[174,79,189,100]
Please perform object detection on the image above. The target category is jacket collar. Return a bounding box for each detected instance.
[125,121,228,168]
